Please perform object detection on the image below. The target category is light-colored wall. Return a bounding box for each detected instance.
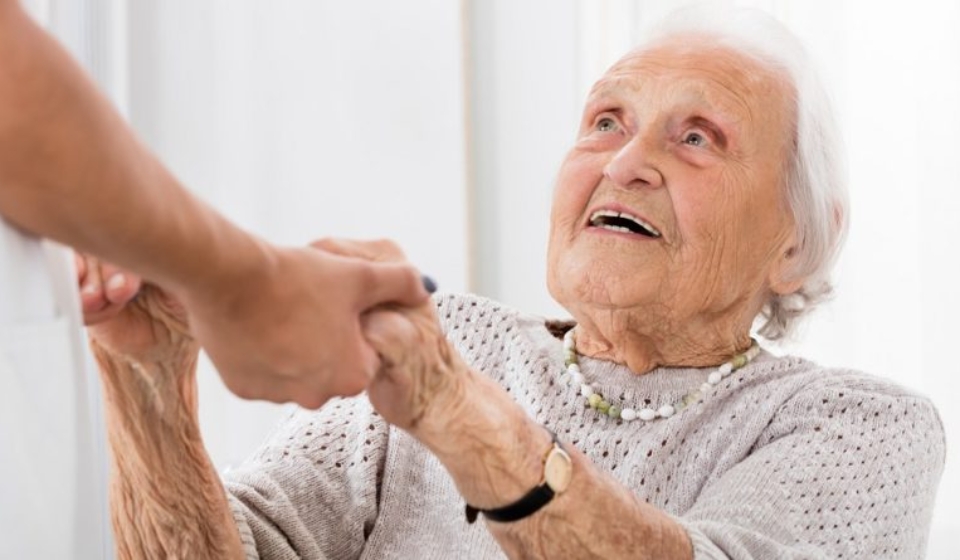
[121,0,470,468]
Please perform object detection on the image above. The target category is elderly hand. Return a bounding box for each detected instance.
[362,303,467,431]
[78,253,192,363]
[310,238,465,430]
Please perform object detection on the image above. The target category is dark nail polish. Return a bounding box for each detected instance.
[421,274,437,294]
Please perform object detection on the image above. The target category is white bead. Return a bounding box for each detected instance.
[707,371,723,385]
[563,335,575,350]
[567,363,581,375]
[658,405,675,418]
[580,384,594,397]
[571,371,585,385]
[639,408,657,421]
[620,408,638,421]
[700,382,712,392]
[718,363,733,374]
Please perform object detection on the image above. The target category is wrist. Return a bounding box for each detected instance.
[416,372,552,509]
[91,334,201,425]
[169,219,275,307]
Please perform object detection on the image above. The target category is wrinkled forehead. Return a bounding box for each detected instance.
[591,39,792,118]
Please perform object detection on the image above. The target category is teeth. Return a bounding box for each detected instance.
[589,210,662,238]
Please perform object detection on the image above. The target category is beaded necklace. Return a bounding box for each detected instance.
[561,328,760,422]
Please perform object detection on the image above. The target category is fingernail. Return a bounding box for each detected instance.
[82,283,99,295]
[106,274,126,292]
[421,274,437,294]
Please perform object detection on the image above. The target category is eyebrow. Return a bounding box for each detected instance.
[686,115,729,149]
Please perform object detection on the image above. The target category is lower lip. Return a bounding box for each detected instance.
[585,225,660,241]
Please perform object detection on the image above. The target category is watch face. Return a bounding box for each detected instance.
[544,447,573,493]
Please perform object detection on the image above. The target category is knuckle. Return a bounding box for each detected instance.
[372,238,404,259]
[310,237,338,251]
[297,392,328,410]
[353,263,378,289]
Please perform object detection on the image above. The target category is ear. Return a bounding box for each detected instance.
[767,233,806,295]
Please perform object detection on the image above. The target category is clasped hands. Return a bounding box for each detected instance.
[78,238,466,431]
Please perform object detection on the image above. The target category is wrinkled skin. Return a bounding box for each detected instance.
[311,238,467,431]
[547,40,804,374]
[78,254,189,360]
[80,255,242,560]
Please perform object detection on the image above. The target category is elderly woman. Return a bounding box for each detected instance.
[84,10,943,560]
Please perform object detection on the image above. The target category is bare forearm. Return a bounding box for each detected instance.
[0,3,265,297]
[418,372,693,560]
[92,341,243,560]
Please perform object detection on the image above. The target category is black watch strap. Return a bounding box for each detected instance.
[465,482,555,524]
[464,431,567,524]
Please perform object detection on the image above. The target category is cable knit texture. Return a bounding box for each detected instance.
[224,293,945,559]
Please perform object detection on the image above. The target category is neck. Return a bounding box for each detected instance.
[571,312,754,374]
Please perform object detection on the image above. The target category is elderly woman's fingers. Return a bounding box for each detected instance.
[79,254,107,314]
[362,305,463,432]
[99,262,142,306]
[75,252,88,283]
[361,308,425,426]
[362,308,419,366]
[77,254,142,325]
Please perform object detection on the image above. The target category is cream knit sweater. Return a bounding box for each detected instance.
[224,293,945,559]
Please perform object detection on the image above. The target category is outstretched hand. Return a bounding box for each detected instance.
[78,239,432,410]
[313,238,462,431]
[173,241,431,408]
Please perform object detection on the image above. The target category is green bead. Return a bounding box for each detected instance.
[597,400,611,413]
[607,405,621,419]
[733,354,747,369]
[682,393,698,406]
[588,393,603,408]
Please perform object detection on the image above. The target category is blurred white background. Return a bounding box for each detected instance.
[28,0,958,557]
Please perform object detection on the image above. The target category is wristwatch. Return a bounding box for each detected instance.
[465,430,573,524]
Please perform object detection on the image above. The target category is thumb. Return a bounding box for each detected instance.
[353,261,434,310]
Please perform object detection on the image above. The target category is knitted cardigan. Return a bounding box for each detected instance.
[224,293,945,559]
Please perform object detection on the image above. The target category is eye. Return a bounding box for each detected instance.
[596,117,618,132]
[682,131,708,147]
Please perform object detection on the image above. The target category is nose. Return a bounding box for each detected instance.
[603,135,664,189]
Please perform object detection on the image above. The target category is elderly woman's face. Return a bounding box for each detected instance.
[547,42,799,332]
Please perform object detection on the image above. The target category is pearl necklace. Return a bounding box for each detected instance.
[561,328,760,422]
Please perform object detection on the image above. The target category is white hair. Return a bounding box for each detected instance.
[642,7,850,340]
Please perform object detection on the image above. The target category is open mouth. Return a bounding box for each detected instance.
[588,210,662,238]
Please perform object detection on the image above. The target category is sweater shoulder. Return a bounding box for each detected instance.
[781,358,936,401]
[773,358,943,426]
[756,357,946,460]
